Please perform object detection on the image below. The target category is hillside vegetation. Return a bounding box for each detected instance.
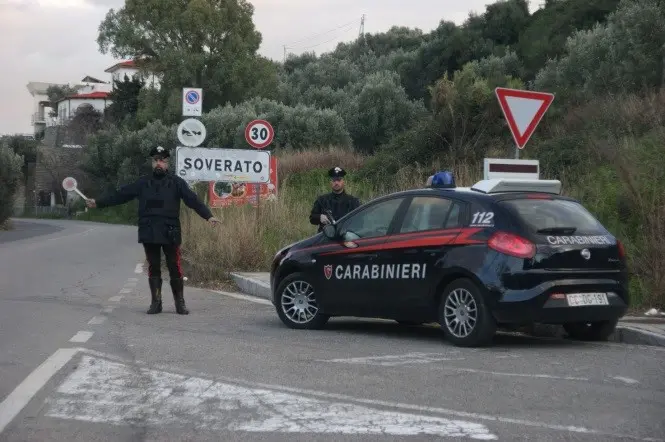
[5,0,663,309]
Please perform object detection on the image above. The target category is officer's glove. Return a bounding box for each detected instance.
[320,214,330,225]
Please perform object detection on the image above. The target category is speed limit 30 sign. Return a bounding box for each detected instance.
[245,119,274,149]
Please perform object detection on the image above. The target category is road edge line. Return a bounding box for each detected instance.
[0,347,79,434]
[209,289,271,305]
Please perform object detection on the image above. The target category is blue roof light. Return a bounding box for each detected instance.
[430,170,456,188]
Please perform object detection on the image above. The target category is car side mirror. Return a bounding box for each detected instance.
[322,223,338,239]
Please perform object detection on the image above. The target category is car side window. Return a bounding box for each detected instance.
[342,197,404,240]
[444,202,462,228]
[398,196,462,233]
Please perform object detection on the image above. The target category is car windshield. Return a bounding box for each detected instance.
[499,198,604,234]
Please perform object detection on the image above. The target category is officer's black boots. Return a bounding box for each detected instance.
[147,277,188,315]
[147,277,163,314]
[170,277,189,315]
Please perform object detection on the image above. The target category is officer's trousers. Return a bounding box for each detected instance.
[143,243,183,280]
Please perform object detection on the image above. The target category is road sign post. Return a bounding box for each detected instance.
[182,88,203,117]
[495,87,554,159]
[244,119,275,229]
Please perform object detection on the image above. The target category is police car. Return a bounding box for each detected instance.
[269,164,629,347]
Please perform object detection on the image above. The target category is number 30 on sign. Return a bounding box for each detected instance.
[245,119,274,149]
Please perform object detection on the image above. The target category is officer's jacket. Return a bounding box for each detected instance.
[309,191,361,232]
[96,172,213,245]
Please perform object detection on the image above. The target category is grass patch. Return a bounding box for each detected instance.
[75,200,139,225]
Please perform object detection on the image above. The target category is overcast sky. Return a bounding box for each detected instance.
[0,0,538,135]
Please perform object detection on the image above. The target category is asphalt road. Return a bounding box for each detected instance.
[0,218,663,442]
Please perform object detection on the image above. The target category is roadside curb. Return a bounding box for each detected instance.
[230,272,271,301]
[229,272,665,347]
[613,324,665,347]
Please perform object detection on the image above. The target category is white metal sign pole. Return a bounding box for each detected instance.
[244,119,275,228]
[180,87,205,232]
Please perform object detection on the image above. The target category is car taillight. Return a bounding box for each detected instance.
[488,231,536,259]
[617,240,626,258]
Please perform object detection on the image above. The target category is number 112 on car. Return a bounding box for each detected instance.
[471,211,494,226]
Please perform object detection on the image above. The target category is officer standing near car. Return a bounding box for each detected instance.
[85,146,220,315]
[309,166,361,232]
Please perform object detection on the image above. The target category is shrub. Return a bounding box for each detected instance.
[0,145,23,225]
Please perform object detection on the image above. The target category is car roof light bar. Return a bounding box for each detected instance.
[471,178,562,195]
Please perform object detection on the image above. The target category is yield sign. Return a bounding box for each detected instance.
[495,87,554,149]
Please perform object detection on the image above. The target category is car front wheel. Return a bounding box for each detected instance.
[275,272,329,329]
[438,278,496,347]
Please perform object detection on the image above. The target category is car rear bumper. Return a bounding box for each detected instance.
[490,278,628,325]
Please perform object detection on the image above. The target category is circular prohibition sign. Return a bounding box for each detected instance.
[185,90,200,105]
[245,119,274,149]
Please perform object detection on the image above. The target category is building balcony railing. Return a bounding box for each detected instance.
[45,114,75,127]
[31,112,46,125]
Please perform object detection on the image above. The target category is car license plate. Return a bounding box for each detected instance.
[566,293,609,306]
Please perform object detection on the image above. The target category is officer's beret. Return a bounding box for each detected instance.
[149,145,170,158]
[328,166,346,178]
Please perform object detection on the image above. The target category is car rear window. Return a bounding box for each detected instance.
[499,198,604,234]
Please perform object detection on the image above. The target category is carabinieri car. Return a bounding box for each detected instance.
[269,176,629,347]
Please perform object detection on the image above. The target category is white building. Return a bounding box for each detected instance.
[27,59,160,136]
[26,81,64,136]
[54,91,112,125]
[104,59,160,89]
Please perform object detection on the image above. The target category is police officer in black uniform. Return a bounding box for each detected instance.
[85,146,220,315]
[309,166,361,232]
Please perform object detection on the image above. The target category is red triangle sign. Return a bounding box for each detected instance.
[495,87,554,150]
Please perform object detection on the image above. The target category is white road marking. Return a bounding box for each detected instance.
[108,295,123,302]
[323,352,465,366]
[134,263,143,274]
[323,354,587,380]
[61,348,664,442]
[102,306,115,313]
[441,367,589,382]
[68,331,93,343]
[611,376,639,385]
[44,354,496,440]
[45,227,98,243]
[87,316,106,326]
[0,348,78,434]
[119,288,132,294]
[212,290,271,305]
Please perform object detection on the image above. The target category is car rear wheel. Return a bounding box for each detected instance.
[438,278,496,347]
[563,319,618,341]
[275,272,329,329]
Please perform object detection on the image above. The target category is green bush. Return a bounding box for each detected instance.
[0,145,23,224]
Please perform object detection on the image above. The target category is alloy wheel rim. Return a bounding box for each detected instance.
[443,288,478,338]
[281,280,318,323]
